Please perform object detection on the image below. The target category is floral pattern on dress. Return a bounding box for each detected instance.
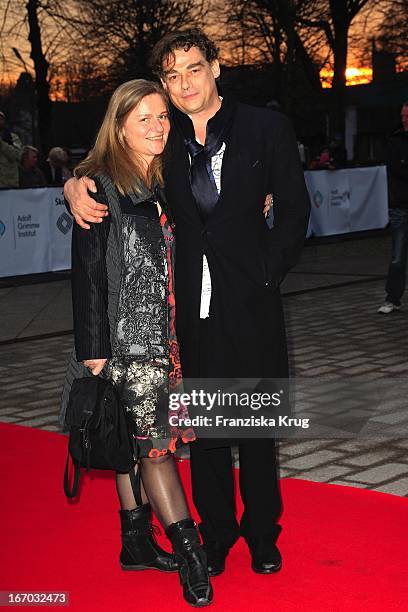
[103,206,195,458]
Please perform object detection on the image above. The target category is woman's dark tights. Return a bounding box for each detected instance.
[116,454,190,528]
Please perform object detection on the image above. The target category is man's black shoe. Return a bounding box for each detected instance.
[203,541,229,577]
[249,537,282,574]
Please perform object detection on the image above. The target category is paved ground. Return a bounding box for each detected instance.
[1,232,408,497]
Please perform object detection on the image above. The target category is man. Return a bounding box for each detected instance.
[19,145,46,188]
[0,110,22,188]
[378,102,408,314]
[64,29,310,580]
[42,147,72,185]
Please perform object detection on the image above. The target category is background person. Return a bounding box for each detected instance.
[378,101,408,314]
[60,79,212,607]
[328,133,347,168]
[19,146,46,188]
[42,146,72,185]
[308,146,331,170]
[0,110,22,188]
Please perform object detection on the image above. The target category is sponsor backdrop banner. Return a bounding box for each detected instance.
[49,190,73,272]
[0,168,388,277]
[0,187,72,278]
[0,188,50,277]
[305,168,351,235]
[305,166,388,237]
[349,166,389,232]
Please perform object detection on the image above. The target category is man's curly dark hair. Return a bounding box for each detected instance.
[150,28,219,79]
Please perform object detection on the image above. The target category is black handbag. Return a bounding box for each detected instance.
[63,376,137,498]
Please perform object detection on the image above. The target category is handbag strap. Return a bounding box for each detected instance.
[129,463,142,506]
[63,413,91,498]
[82,422,91,472]
[63,451,81,498]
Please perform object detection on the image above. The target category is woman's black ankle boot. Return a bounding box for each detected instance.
[165,518,213,607]
[119,504,178,572]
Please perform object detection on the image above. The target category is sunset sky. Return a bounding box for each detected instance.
[0,0,395,97]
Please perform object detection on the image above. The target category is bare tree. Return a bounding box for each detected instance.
[219,0,376,133]
[222,1,325,78]
[374,0,408,71]
[218,0,326,111]
[0,0,205,146]
[0,0,82,147]
[27,0,51,149]
[311,0,371,132]
[70,0,205,86]
[0,1,211,154]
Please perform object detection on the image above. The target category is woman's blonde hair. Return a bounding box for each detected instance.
[75,79,168,195]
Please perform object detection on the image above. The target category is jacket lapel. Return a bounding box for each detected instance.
[164,129,204,228]
[165,103,252,227]
[207,117,246,223]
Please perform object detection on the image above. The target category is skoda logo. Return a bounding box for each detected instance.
[56,212,73,235]
[0,219,5,237]
[313,190,323,208]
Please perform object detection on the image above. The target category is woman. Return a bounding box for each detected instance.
[60,80,212,607]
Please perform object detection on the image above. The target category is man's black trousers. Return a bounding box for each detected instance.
[188,319,283,548]
[189,438,282,548]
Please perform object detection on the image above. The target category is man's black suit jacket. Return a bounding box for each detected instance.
[163,102,311,381]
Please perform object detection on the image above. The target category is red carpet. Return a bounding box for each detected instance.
[0,423,407,611]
